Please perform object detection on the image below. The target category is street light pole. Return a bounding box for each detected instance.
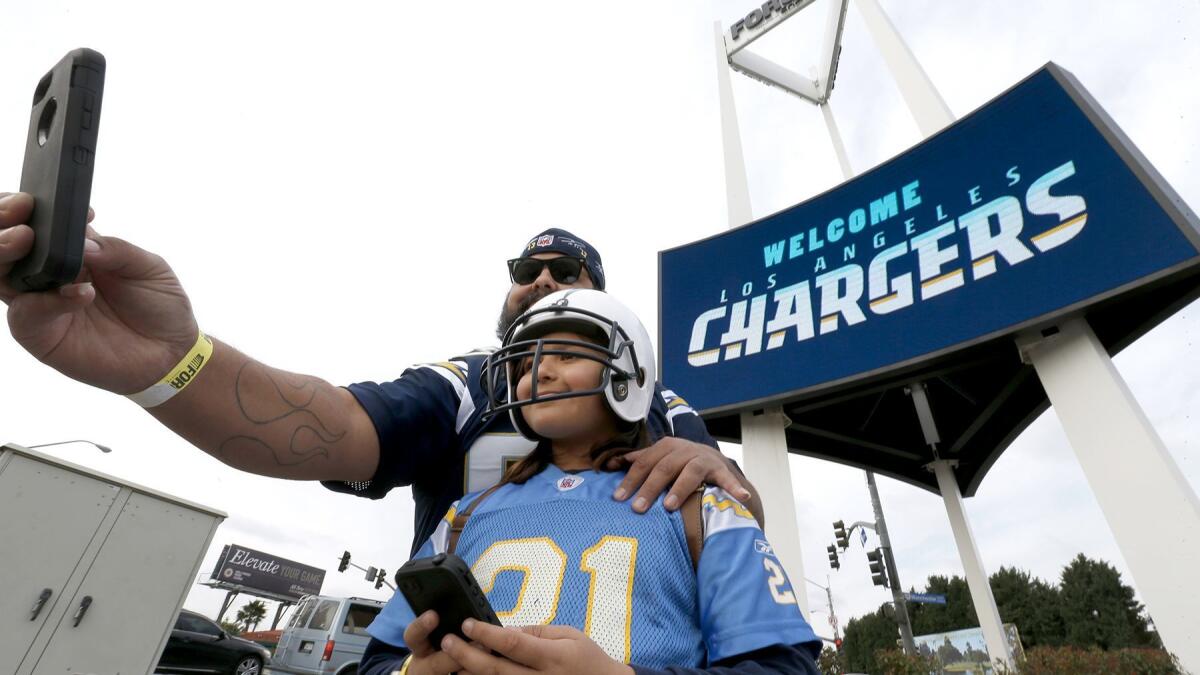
[866,471,916,654]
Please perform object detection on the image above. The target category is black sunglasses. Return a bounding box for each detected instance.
[507,257,585,285]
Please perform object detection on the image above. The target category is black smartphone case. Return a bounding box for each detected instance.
[395,552,502,645]
[8,48,105,292]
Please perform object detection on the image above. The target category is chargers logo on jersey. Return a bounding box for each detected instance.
[754,539,774,556]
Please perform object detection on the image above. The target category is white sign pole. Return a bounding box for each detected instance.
[852,0,954,136]
[713,21,811,619]
[850,1,1014,666]
[713,22,753,225]
[929,460,1014,666]
[1017,318,1200,672]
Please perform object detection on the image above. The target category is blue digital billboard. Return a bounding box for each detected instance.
[660,64,1200,418]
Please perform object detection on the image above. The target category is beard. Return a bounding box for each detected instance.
[495,287,555,342]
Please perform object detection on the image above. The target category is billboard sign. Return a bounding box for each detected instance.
[209,543,325,601]
[911,624,1025,674]
[660,64,1200,417]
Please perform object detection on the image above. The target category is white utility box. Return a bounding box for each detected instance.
[0,442,226,674]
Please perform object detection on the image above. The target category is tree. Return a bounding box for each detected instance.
[1058,554,1158,650]
[907,573,977,636]
[235,600,268,632]
[990,565,1065,648]
[219,619,242,635]
[842,605,902,673]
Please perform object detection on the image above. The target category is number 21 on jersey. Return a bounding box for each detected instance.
[471,536,638,662]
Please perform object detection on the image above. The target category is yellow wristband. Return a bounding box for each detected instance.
[397,654,414,675]
[127,331,214,408]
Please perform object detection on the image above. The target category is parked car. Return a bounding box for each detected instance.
[155,609,272,675]
[271,595,384,674]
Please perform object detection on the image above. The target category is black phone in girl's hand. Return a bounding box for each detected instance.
[395,552,502,646]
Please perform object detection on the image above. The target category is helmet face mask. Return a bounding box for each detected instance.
[483,290,656,442]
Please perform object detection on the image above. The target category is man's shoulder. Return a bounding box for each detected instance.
[405,347,495,387]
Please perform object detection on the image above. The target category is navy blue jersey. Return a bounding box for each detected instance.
[323,349,717,554]
[369,468,821,668]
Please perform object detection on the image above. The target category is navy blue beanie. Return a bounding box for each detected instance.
[518,228,606,290]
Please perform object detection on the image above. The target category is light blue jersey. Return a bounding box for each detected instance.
[369,466,820,668]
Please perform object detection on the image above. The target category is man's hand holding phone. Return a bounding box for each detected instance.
[0,191,199,396]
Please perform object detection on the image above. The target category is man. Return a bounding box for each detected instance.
[0,194,758,551]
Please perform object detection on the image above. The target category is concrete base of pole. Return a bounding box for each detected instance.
[1018,317,1200,673]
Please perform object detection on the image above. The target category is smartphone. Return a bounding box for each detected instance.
[395,552,502,645]
[7,48,105,292]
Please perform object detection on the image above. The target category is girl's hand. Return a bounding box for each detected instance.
[442,619,634,675]
[402,610,471,675]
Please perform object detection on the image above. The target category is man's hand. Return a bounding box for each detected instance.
[441,619,633,675]
[402,610,470,675]
[607,436,760,519]
[1,191,199,394]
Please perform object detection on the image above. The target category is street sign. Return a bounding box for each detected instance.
[906,592,948,605]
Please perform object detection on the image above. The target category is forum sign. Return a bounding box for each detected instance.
[659,65,1200,491]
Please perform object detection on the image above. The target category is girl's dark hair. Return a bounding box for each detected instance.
[502,420,653,485]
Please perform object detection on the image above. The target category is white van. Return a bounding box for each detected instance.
[270,595,384,675]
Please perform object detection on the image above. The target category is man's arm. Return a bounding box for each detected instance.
[149,338,379,481]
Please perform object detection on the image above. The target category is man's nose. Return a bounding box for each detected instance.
[533,264,559,290]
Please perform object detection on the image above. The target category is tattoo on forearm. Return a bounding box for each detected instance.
[217,361,346,468]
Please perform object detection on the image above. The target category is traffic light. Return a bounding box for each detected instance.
[833,520,849,550]
[375,568,386,589]
[827,544,840,570]
[835,638,843,650]
[866,547,889,588]
[338,551,351,573]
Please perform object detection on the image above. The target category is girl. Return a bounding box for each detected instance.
[362,289,821,675]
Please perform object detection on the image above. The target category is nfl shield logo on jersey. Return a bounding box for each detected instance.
[556,475,584,492]
[537,235,555,247]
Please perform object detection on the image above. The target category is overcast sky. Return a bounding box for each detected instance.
[2,0,1197,644]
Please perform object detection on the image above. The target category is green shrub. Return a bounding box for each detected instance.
[873,648,940,675]
[1017,646,1180,675]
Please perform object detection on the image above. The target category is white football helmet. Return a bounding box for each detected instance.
[485,289,657,441]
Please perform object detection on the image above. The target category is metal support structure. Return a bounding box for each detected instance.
[740,408,811,618]
[928,460,1013,667]
[216,590,239,623]
[819,102,854,180]
[715,21,811,620]
[865,471,916,654]
[714,22,753,226]
[270,601,292,631]
[909,382,1014,667]
[852,0,954,136]
[716,4,1198,670]
[1017,317,1200,673]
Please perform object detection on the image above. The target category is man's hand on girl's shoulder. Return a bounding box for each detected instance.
[608,436,755,515]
